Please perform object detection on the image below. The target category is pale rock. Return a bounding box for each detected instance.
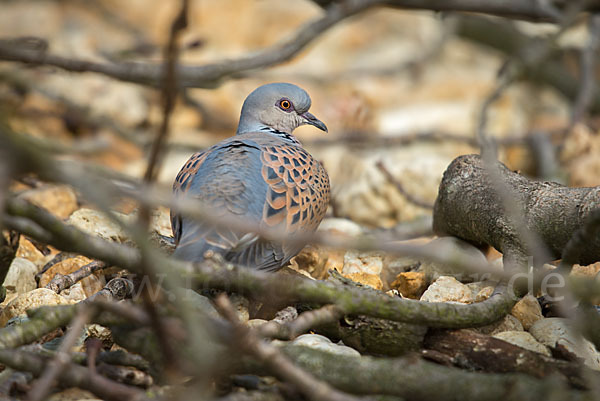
[476,314,524,335]
[151,206,173,237]
[317,218,364,237]
[85,324,112,345]
[15,237,51,267]
[474,286,495,302]
[247,319,268,329]
[1,292,19,308]
[343,250,383,276]
[42,74,149,127]
[418,237,492,283]
[530,318,600,370]
[47,387,100,401]
[19,185,78,219]
[511,294,543,330]
[420,276,474,303]
[493,331,551,356]
[383,255,421,281]
[321,145,472,227]
[291,334,360,357]
[322,249,345,275]
[340,250,384,290]
[272,306,298,325]
[560,123,600,187]
[3,258,37,294]
[59,282,87,302]
[67,209,129,243]
[0,288,73,326]
[125,151,193,184]
[341,272,383,290]
[466,280,498,301]
[290,245,329,279]
[285,264,316,280]
[571,262,600,278]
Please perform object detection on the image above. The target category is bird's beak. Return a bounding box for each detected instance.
[301,112,328,133]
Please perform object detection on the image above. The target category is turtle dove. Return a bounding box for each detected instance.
[171,83,330,271]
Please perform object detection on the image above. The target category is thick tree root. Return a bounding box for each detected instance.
[433,154,600,265]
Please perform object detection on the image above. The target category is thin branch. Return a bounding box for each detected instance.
[277,342,595,400]
[28,304,95,401]
[136,0,189,373]
[261,305,346,340]
[1,194,518,328]
[45,260,108,293]
[316,0,567,22]
[0,0,381,88]
[215,295,367,401]
[376,160,434,209]
[0,305,76,349]
[0,348,152,401]
[142,0,189,183]
[571,13,600,125]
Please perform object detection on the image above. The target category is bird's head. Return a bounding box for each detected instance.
[236,82,327,135]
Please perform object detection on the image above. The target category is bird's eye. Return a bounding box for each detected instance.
[278,99,292,111]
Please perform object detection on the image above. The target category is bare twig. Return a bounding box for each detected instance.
[471,4,589,268]
[0,305,76,349]
[376,160,434,209]
[215,295,366,401]
[28,304,95,401]
[0,348,151,401]
[136,0,189,373]
[571,13,600,125]
[0,0,380,88]
[315,0,567,22]
[86,337,102,373]
[261,305,346,340]
[89,299,150,327]
[3,196,521,328]
[281,343,594,400]
[97,363,154,388]
[143,0,189,184]
[45,260,108,293]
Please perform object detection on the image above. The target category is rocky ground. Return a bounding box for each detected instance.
[1,0,600,400]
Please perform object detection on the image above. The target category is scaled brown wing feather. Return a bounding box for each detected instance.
[257,144,330,267]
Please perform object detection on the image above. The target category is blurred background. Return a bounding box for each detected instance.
[1,0,598,229]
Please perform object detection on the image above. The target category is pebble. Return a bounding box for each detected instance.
[0,288,73,327]
[420,276,474,303]
[291,334,361,357]
[341,250,384,290]
[511,294,543,330]
[391,271,427,299]
[475,314,524,335]
[493,331,551,356]
[530,318,600,370]
[19,185,78,219]
[418,237,492,283]
[67,209,129,243]
[3,258,37,295]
